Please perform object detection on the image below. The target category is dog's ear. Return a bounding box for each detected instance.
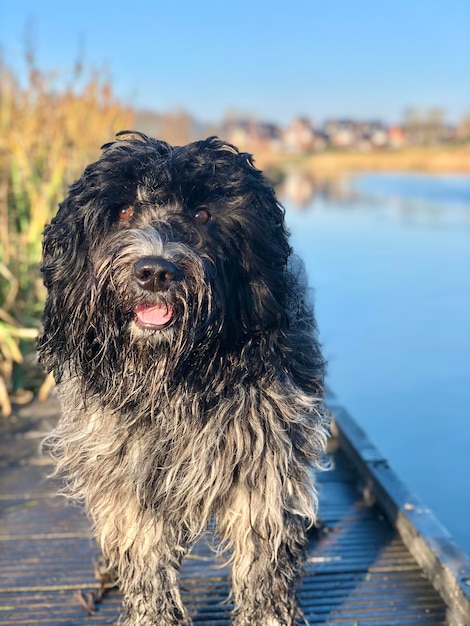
[38,192,92,375]
[231,156,293,335]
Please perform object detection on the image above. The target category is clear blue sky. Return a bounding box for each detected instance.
[1,0,469,126]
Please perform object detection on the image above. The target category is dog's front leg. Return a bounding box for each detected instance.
[218,482,309,626]
[115,521,190,626]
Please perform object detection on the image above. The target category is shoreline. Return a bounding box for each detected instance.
[254,146,470,178]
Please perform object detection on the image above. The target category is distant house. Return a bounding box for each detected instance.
[323,119,357,148]
[388,126,407,148]
[127,109,459,153]
[220,119,282,152]
[357,121,388,150]
[323,119,391,150]
[283,117,316,153]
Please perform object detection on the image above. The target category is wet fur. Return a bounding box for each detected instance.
[39,132,330,625]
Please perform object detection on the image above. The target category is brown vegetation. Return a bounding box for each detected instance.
[254,146,470,177]
[0,57,133,411]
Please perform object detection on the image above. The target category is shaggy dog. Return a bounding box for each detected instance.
[39,132,329,626]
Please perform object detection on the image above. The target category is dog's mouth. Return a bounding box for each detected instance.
[134,303,175,330]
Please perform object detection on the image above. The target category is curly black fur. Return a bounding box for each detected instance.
[39,132,329,626]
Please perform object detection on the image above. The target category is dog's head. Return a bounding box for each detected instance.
[38,132,297,389]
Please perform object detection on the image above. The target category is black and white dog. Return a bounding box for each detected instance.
[39,132,329,625]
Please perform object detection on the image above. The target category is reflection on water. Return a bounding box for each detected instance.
[278,169,470,227]
[278,168,351,208]
[280,171,470,555]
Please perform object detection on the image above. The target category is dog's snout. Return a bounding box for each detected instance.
[133,257,177,292]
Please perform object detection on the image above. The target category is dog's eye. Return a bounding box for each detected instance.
[119,205,134,221]
[194,209,211,225]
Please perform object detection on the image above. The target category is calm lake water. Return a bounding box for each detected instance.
[281,172,470,555]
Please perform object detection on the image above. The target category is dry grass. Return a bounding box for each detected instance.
[255,146,470,177]
[0,56,133,406]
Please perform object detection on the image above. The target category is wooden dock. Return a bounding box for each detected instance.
[1,397,469,625]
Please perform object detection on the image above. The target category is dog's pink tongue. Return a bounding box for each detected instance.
[135,304,173,326]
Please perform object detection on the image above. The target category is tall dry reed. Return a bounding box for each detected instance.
[0,55,134,406]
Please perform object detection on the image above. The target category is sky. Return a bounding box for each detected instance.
[1,0,469,127]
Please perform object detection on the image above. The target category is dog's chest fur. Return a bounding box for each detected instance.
[54,371,323,549]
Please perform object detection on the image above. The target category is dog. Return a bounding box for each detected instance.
[39,131,330,626]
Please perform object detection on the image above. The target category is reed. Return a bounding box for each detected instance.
[0,55,133,409]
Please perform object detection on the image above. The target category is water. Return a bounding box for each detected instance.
[281,172,470,555]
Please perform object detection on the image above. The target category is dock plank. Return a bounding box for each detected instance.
[0,400,450,624]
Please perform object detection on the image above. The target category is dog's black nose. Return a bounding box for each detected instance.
[133,257,177,292]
